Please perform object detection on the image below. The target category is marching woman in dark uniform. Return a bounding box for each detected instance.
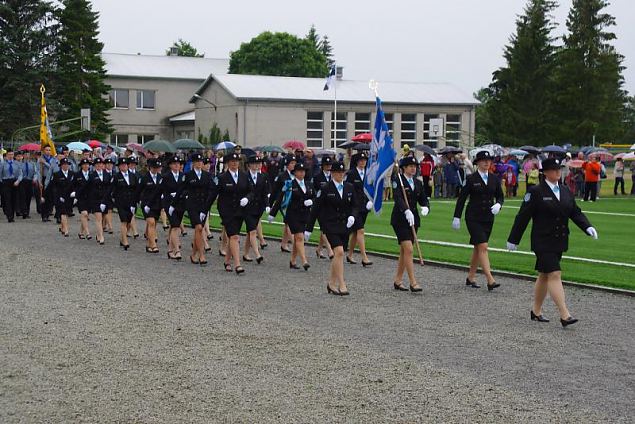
[102,157,115,234]
[162,156,186,260]
[307,161,359,295]
[139,158,163,254]
[507,158,598,327]
[184,153,216,265]
[88,158,111,245]
[345,152,374,266]
[270,155,297,252]
[74,158,93,240]
[391,156,430,292]
[50,158,75,236]
[312,156,334,259]
[242,156,269,264]
[452,150,504,290]
[269,162,314,271]
[111,157,140,250]
[216,152,252,274]
[127,156,141,239]
[201,157,214,253]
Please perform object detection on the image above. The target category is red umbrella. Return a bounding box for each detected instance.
[588,151,614,161]
[18,143,41,152]
[351,133,372,142]
[87,139,103,148]
[282,140,306,151]
[126,143,145,153]
[568,159,584,168]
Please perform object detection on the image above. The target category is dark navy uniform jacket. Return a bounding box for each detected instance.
[453,172,504,222]
[307,179,358,234]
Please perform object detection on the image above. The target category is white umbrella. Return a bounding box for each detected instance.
[66,141,91,152]
[630,143,635,151]
[214,141,236,151]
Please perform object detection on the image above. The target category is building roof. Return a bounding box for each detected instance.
[103,53,229,80]
[192,73,478,106]
[168,110,195,122]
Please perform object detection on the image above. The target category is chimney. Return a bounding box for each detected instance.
[336,66,343,80]
[168,47,179,56]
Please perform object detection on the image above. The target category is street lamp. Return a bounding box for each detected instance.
[193,94,217,111]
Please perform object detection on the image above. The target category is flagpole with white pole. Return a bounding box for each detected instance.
[333,65,337,149]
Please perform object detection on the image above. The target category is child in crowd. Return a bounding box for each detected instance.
[504,167,516,197]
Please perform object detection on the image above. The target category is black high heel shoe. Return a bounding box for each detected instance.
[120,242,129,250]
[280,246,291,253]
[133,233,140,239]
[219,250,226,257]
[199,259,208,266]
[339,288,350,296]
[560,316,578,327]
[260,242,268,249]
[256,256,264,264]
[206,234,214,240]
[361,260,373,267]
[409,284,423,292]
[86,235,92,240]
[78,234,85,240]
[316,249,326,259]
[97,239,105,245]
[345,256,357,264]
[204,246,211,252]
[289,262,300,270]
[302,263,310,271]
[393,282,409,291]
[327,285,339,295]
[465,278,481,289]
[235,266,245,275]
[530,310,549,322]
[190,256,199,264]
[242,256,253,262]
[487,282,501,291]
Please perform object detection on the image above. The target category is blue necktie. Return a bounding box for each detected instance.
[8,161,13,177]
[483,174,488,184]
[407,177,413,189]
[337,183,343,190]
[299,180,305,189]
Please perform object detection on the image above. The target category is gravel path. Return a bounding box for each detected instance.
[0,216,633,423]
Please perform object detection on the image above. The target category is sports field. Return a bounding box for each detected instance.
[210,179,635,291]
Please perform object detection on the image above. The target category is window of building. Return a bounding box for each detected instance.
[445,114,462,147]
[109,89,129,109]
[137,134,155,144]
[110,133,128,146]
[423,114,440,148]
[331,112,347,147]
[306,111,323,148]
[354,112,371,136]
[400,113,416,148]
[176,130,194,140]
[136,90,156,110]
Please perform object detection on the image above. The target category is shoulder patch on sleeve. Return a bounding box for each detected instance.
[392,181,398,189]
[316,190,321,198]
[524,192,531,202]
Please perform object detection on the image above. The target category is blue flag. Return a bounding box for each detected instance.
[363,97,397,214]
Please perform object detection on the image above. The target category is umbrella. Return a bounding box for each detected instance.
[174,138,205,150]
[588,151,614,161]
[313,148,337,158]
[508,149,529,157]
[519,145,540,155]
[126,143,145,153]
[18,143,41,152]
[629,144,635,151]
[336,140,358,149]
[241,148,256,157]
[259,145,285,153]
[622,152,635,161]
[143,139,176,153]
[541,145,567,155]
[282,140,306,151]
[415,144,436,156]
[438,146,463,155]
[469,147,493,159]
[66,141,91,152]
[351,133,372,142]
[353,143,370,151]
[479,143,505,156]
[87,139,103,148]
[214,141,236,151]
[567,159,585,168]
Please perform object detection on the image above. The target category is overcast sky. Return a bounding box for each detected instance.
[91,0,634,96]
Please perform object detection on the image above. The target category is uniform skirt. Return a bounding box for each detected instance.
[167,208,185,228]
[350,210,368,231]
[55,199,73,215]
[76,199,90,213]
[244,213,262,232]
[117,206,134,223]
[187,208,206,228]
[466,219,494,245]
[392,222,419,244]
[534,251,562,273]
[285,215,308,234]
[325,232,349,250]
[222,215,244,237]
[143,207,161,220]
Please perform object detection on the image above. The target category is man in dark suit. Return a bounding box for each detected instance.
[508,158,598,327]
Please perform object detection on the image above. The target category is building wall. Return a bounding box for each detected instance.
[106,76,203,144]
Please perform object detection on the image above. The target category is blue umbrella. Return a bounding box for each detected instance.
[508,149,528,157]
[215,141,236,151]
[66,141,91,152]
[541,145,567,155]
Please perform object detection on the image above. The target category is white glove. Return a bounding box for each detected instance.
[168,206,175,216]
[452,217,461,230]
[304,199,313,207]
[130,206,135,214]
[267,215,275,223]
[420,206,430,216]
[160,194,164,200]
[506,242,517,251]
[240,197,249,207]
[346,216,355,228]
[40,197,45,204]
[304,231,311,241]
[99,204,106,212]
[199,212,206,222]
[143,206,150,214]
[70,191,76,198]
[73,199,77,205]
[491,203,502,215]
[59,197,65,203]
[366,200,373,211]
[404,209,415,226]
[170,192,176,198]
[265,206,271,214]
[586,227,598,240]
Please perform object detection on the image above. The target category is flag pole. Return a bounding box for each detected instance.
[333,65,337,149]
[370,80,424,266]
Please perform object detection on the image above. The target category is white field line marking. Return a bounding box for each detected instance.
[424,201,635,217]
[208,213,635,268]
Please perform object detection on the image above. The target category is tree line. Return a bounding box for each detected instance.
[476,0,633,147]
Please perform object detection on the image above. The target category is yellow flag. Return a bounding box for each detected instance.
[40,84,56,155]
